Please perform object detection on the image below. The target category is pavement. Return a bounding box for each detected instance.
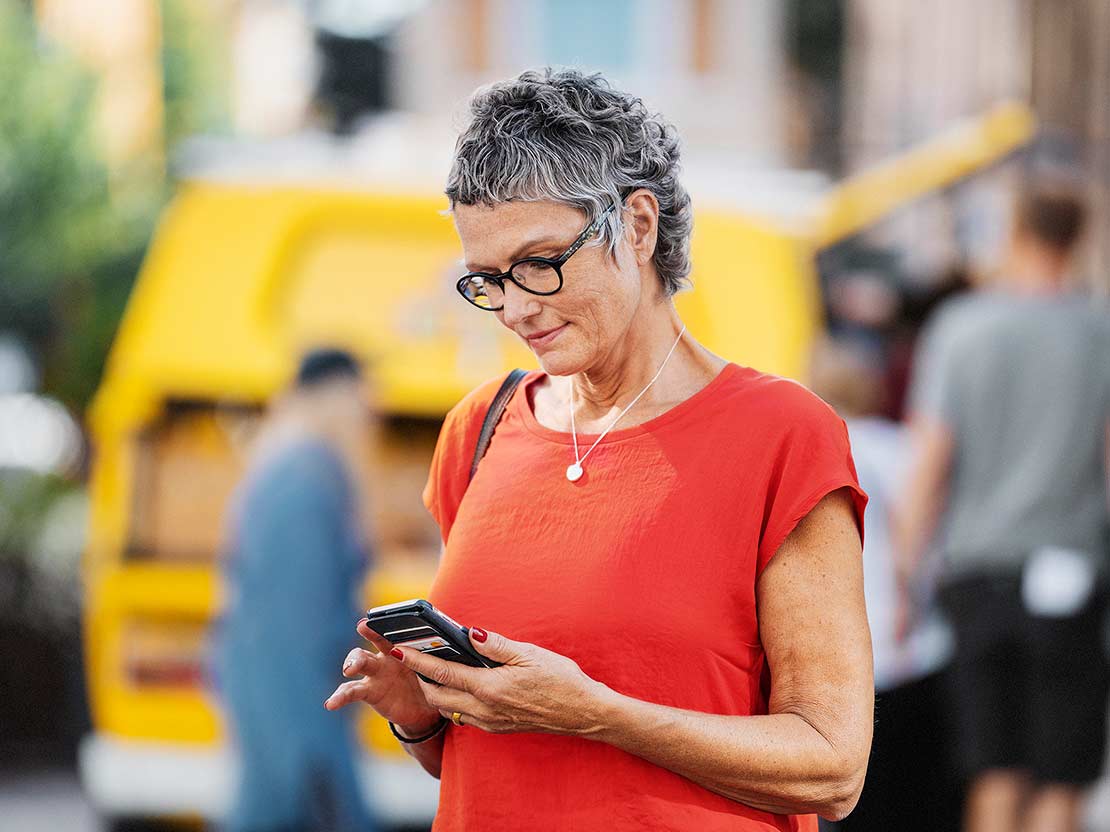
[0,767,433,831]
[6,765,1110,831]
[0,769,100,831]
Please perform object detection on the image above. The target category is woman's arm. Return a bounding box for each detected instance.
[391,718,448,778]
[397,488,873,819]
[589,488,872,819]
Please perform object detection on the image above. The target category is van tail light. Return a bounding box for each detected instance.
[123,620,208,689]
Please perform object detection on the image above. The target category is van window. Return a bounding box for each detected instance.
[128,401,260,562]
[126,401,441,564]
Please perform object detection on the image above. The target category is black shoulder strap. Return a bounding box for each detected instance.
[469,369,527,482]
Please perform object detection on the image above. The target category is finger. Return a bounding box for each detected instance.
[440,709,502,734]
[468,627,526,664]
[393,646,480,692]
[342,648,378,678]
[419,680,484,714]
[357,621,396,655]
[434,696,495,727]
[324,679,368,711]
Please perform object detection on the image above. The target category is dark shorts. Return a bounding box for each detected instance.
[837,670,963,832]
[939,574,1110,786]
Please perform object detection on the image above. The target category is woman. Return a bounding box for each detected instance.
[326,69,872,831]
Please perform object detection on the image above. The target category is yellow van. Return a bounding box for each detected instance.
[79,103,1031,827]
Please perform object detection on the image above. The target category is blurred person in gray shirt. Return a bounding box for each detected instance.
[896,185,1110,832]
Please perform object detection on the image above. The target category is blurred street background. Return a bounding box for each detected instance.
[1,0,1109,830]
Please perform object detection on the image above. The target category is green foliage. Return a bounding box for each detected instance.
[44,247,150,409]
[0,3,116,297]
[0,469,71,562]
[0,1,229,411]
[162,0,231,147]
[0,2,157,410]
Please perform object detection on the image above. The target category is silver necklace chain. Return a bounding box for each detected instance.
[567,324,687,482]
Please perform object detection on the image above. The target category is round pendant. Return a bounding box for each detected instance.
[566,462,584,482]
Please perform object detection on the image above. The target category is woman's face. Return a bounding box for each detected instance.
[453,199,647,376]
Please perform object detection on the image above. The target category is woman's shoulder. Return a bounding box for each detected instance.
[434,370,540,468]
[716,364,842,431]
[425,372,537,535]
[442,371,535,434]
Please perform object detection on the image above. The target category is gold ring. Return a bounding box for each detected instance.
[451,711,464,727]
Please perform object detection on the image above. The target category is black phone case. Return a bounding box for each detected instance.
[363,599,501,684]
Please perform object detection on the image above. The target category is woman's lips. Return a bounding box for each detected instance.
[525,323,568,350]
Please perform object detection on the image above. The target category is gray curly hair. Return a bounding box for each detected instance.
[445,68,694,296]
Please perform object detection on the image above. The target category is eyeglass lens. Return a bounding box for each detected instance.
[462,260,561,309]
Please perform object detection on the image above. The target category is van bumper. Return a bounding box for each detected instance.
[78,733,439,825]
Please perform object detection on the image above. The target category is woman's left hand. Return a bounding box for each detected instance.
[391,628,611,736]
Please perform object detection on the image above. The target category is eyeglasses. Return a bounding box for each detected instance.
[456,203,617,311]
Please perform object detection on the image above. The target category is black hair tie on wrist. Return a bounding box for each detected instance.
[389,717,448,744]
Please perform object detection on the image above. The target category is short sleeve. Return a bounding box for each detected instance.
[421,424,451,540]
[757,383,868,574]
[423,376,511,544]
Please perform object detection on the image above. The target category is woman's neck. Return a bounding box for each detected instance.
[574,317,681,405]
[555,307,724,431]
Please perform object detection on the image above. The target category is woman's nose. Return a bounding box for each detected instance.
[498,282,541,327]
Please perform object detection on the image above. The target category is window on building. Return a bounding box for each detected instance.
[539,0,634,71]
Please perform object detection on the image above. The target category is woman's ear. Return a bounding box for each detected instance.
[622,189,660,267]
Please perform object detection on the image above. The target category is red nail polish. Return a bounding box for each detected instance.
[471,627,488,643]
[390,647,404,661]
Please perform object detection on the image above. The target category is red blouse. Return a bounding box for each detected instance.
[424,363,867,831]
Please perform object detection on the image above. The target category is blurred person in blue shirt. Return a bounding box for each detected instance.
[896,185,1110,832]
[213,349,377,832]
[811,336,959,832]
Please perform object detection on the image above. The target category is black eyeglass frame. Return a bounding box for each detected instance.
[455,202,618,311]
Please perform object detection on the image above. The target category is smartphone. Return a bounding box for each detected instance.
[363,599,501,679]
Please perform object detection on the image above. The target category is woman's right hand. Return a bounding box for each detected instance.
[324,620,442,735]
